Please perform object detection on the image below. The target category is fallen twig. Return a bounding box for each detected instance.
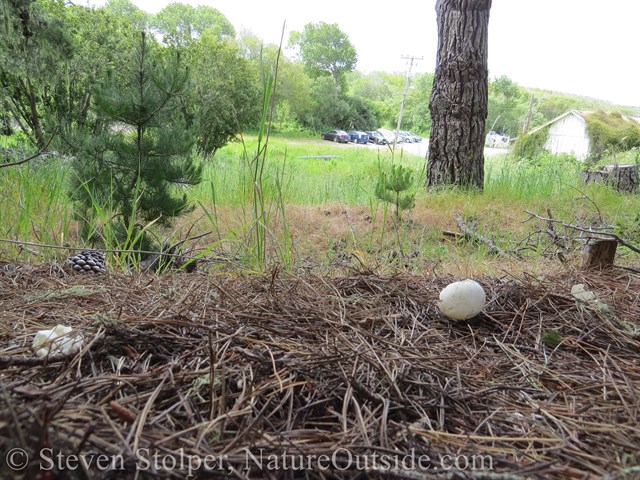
[455,213,511,257]
[525,211,640,254]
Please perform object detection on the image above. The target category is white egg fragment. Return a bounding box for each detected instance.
[32,324,84,357]
[438,279,486,321]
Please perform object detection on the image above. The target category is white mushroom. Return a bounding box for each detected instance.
[438,279,486,321]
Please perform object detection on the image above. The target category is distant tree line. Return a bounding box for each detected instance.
[1,0,635,152]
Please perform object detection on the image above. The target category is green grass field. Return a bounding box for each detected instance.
[1,134,638,275]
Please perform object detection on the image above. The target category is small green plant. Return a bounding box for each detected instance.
[542,330,563,348]
[247,50,276,270]
[273,162,294,271]
[375,164,416,222]
[374,163,417,258]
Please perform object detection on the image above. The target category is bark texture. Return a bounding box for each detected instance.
[582,164,639,193]
[427,0,492,189]
[582,239,618,270]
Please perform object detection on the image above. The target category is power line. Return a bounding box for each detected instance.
[393,55,423,149]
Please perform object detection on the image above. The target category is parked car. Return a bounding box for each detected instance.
[485,131,510,148]
[365,131,387,145]
[377,128,397,145]
[321,130,351,143]
[395,131,411,143]
[400,131,422,143]
[347,130,369,144]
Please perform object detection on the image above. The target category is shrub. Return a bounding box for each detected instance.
[70,32,202,249]
[375,164,416,221]
[511,128,547,159]
[585,110,640,160]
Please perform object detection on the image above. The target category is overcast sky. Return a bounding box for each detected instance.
[81,0,640,108]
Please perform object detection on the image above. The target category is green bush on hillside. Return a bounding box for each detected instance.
[511,128,547,159]
[585,110,640,160]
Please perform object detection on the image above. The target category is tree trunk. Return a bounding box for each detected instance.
[0,112,12,136]
[16,78,47,149]
[427,0,492,190]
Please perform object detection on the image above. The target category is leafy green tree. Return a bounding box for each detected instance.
[534,94,582,123]
[404,73,434,135]
[348,71,394,101]
[486,75,526,137]
[103,0,149,30]
[186,32,260,156]
[306,77,377,131]
[347,71,432,134]
[348,71,396,127]
[308,76,352,129]
[345,95,378,131]
[289,22,357,90]
[236,29,279,62]
[153,3,234,47]
[71,32,201,236]
[272,58,313,130]
[236,33,311,132]
[0,0,71,148]
[53,4,138,139]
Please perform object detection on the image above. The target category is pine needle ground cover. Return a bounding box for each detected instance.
[1,265,639,479]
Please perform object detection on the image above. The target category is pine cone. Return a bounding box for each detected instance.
[66,250,107,274]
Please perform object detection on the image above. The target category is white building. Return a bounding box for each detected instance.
[526,110,640,161]
[528,110,590,160]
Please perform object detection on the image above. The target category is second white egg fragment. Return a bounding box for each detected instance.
[32,324,84,358]
[438,279,486,321]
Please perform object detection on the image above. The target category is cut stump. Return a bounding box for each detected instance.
[582,164,639,193]
[582,239,618,269]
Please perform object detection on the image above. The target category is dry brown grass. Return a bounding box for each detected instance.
[1,262,639,479]
[177,202,618,279]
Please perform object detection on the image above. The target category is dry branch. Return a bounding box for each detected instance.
[525,210,640,254]
[0,131,56,169]
[454,213,511,257]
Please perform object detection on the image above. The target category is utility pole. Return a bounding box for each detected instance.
[393,55,423,150]
[522,94,535,134]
